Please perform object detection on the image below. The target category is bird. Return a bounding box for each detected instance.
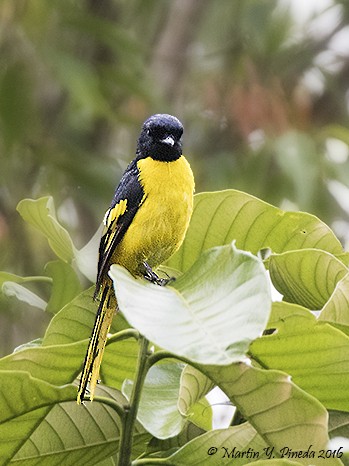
[77,114,195,403]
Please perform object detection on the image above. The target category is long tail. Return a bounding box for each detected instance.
[77,284,116,404]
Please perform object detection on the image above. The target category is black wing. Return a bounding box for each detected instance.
[95,159,144,298]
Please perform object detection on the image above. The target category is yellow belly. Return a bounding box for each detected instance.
[113,155,194,275]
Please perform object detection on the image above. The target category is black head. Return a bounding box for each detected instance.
[136,114,183,161]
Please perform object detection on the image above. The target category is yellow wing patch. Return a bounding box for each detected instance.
[103,199,128,228]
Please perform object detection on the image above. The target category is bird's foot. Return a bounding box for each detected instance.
[143,262,175,286]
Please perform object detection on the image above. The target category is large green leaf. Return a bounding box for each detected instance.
[320,273,349,331]
[16,197,75,263]
[162,370,332,466]
[42,287,138,392]
[45,260,82,314]
[0,371,76,464]
[164,423,269,465]
[250,301,349,411]
[0,371,124,465]
[269,249,348,309]
[43,287,98,346]
[0,323,138,416]
[43,287,130,346]
[167,190,343,272]
[123,362,185,439]
[100,339,138,392]
[202,362,333,465]
[11,388,123,466]
[110,243,271,365]
[0,341,86,385]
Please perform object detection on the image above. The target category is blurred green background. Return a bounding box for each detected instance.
[1,0,349,355]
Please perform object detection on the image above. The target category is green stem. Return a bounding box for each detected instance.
[23,276,53,283]
[106,328,139,347]
[90,395,125,421]
[147,350,177,367]
[147,350,197,369]
[132,458,167,465]
[118,336,150,466]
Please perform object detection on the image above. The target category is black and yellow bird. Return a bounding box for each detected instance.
[77,114,195,403]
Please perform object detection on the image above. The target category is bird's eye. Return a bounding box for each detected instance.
[146,129,151,136]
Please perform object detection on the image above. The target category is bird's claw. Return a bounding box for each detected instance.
[143,262,175,286]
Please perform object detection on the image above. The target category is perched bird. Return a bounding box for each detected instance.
[77,114,195,403]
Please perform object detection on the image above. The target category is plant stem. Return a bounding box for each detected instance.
[132,458,167,465]
[147,350,177,367]
[106,328,139,347]
[118,336,150,466]
[91,395,125,421]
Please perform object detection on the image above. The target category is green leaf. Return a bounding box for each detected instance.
[2,281,47,310]
[269,249,348,309]
[0,341,86,385]
[165,423,269,465]
[202,362,331,463]
[250,301,349,411]
[186,398,212,433]
[0,371,124,465]
[45,260,82,314]
[43,287,129,346]
[320,272,349,331]
[110,243,271,365]
[123,362,185,439]
[167,190,343,273]
[12,386,125,466]
[17,197,75,263]
[101,338,138,392]
[2,324,138,403]
[42,287,138,391]
[178,365,214,431]
[0,371,76,464]
[43,287,98,346]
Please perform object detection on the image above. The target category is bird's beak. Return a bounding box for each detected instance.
[161,135,175,147]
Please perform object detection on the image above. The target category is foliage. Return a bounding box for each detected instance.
[2,0,349,464]
[1,192,349,465]
[2,0,349,356]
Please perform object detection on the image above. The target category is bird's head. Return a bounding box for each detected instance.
[137,114,183,161]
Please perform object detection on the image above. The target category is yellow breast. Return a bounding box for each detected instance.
[115,155,194,274]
